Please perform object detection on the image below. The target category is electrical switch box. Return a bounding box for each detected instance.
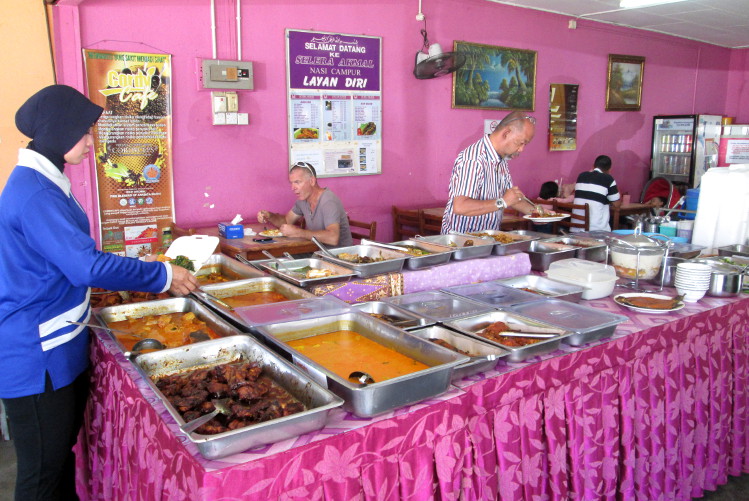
[199,59,254,90]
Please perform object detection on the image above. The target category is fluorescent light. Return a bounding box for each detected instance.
[620,0,686,8]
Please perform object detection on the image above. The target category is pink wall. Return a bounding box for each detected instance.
[53,0,741,242]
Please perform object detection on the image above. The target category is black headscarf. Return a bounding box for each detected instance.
[15,84,103,172]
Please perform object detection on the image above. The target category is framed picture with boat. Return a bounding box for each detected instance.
[452,41,537,111]
[605,54,645,111]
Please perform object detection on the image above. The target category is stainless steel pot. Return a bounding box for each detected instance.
[651,256,686,287]
[707,263,744,297]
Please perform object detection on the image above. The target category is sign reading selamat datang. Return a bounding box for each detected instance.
[286,30,383,177]
[84,49,175,257]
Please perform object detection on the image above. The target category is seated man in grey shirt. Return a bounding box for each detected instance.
[257,162,353,247]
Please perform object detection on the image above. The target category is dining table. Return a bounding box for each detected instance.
[609,202,653,230]
[73,274,749,500]
[174,222,319,260]
[419,207,530,231]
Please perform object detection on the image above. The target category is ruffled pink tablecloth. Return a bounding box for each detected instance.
[309,253,532,303]
[75,292,749,500]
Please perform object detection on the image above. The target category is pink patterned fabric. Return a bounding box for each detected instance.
[75,293,749,500]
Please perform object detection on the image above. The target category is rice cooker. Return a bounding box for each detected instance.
[607,231,670,280]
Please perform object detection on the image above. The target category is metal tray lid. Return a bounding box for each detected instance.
[508,298,628,334]
[234,296,352,327]
[441,281,542,307]
[383,290,494,322]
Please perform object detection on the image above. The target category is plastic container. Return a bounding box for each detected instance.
[658,223,677,237]
[545,258,618,300]
[677,220,694,240]
[681,188,699,220]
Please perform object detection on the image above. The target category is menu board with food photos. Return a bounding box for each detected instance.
[286,29,382,177]
[548,84,578,151]
[84,49,175,256]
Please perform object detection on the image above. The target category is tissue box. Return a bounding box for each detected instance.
[218,222,244,239]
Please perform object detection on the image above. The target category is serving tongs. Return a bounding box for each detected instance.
[360,239,412,254]
[311,237,338,259]
[261,250,298,275]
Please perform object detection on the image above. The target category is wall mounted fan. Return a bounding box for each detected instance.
[413,1,465,79]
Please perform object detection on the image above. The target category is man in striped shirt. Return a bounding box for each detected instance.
[441,112,537,234]
[571,155,622,232]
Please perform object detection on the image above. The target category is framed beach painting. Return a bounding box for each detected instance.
[452,41,536,111]
[605,54,645,111]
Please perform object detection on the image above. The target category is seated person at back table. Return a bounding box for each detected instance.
[257,162,353,247]
[571,155,621,232]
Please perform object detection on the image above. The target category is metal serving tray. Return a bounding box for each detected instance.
[94,297,237,354]
[669,243,705,260]
[383,290,494,323]
[255,312,469,417]
[441,281,542,309]
[233,297,352,330]
[508,298,629,347]
[542,237,608,263]
[466,230,537,255]
[509,229,557,240]
[496,274,585,303]
[200,276,315,327]
[196,253,265,284]
[415,233,494,260]
[444,310,569,362]
[408,325,510,381]
[717,244,749,258]
[352,301,433,330]
[133,336,344,459]
[251,257,356,287]
[313,244,409,277]
[378,239,454,270]
[526,240,579,271]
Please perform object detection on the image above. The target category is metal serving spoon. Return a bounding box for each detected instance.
[181,398,233,433]
[348,371,375,386]
[311,237,338,259]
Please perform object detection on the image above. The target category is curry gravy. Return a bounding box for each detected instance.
[286,330,429,382]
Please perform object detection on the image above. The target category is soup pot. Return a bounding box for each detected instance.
[694,259,745,297]
[651,256,686,287]
[607,231,671,280]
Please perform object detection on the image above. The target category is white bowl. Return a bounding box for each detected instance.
[677,287,706,302]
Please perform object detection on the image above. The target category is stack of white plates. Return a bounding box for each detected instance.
[674,262,712,302]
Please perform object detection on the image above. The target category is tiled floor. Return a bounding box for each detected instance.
[1,436,748,500]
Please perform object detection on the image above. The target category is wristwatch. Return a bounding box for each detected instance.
[495,198,507,211]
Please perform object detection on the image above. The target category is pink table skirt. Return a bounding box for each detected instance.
[309,253,532,303]
[75,292,749,500]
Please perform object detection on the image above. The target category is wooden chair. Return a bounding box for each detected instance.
[392,206,421,241]
[552,201,590,233]
[348,216,377,243]
[418,209,443,236]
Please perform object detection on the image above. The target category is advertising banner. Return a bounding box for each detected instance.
[83,49,174,256]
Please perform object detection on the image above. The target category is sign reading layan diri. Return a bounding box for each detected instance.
[288,30,380,92]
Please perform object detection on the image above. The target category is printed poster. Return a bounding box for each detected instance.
[84,49,174,257]
[286,29,382,177]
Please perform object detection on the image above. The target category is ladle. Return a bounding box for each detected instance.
[348,371,375,386]
[68,320,166,355]
[181,398,232,433]
[68,320,149,339]
[311,237,338,259]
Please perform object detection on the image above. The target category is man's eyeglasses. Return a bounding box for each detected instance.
[500,115,536,127]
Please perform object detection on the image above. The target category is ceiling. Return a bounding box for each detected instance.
[488,0,749,49]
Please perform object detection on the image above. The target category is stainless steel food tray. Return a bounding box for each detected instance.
[541,237,608,263]
[94,297,237,353]
[313,244,409,277]
[441,281,542,309]
[196,253,265,283]
[254,312,469,417]
[383,290,494,323]
[376,239,453,269]
[234,296,352,329]
[251,257,356,287]
[717,244,749,258]
[408,325,509,380]
[133,336,343,459]
[352,301,434,330]
[508,298,629,346]
[509,229,557,240]
[444,310,570,362]
[466,230,536,255]
[669,243,705,260]
[200,276,315,327]
[496,275,585,303]
[526,240,579,271]
[416,233,494,260]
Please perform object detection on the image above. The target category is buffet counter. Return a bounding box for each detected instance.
[74,287,749,500]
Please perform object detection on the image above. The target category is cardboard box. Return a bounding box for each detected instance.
[218,222,244,239]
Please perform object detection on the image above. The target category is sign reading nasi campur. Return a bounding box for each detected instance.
[84,49,175,257]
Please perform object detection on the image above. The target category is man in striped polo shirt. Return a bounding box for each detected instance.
[441,111,537,234]
[571,155,622,232]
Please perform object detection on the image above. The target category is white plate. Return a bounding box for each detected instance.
[523,214,570,223]
[165,235,220,273]
[613,293,685,314]
[259,229,284,237]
